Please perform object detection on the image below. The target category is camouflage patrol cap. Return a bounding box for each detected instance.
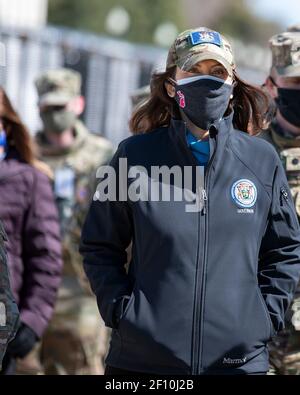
[35,68,82,106]
[166,27,235,76]
[269,31,300,77]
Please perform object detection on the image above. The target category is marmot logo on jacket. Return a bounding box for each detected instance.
[223,357,247,365]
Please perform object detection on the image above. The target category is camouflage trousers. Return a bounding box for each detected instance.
[16,296,111,375]
[267,324,300,375]
[15,343,44,375]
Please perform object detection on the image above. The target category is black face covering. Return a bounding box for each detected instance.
[275,88,300,127]
[173,76,233,130]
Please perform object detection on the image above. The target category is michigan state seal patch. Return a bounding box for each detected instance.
[231,179,257,208]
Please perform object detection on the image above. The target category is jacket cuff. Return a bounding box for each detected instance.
[269,310,284,334]
[20,310,46,339]
[110,295,131,329]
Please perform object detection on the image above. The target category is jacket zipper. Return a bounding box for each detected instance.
[192,132,218,375]
[280,187,289,206]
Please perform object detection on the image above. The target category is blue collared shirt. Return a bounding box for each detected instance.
[186,130,210,166]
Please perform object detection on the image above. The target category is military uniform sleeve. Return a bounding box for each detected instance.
[79,142,133,329]
[67,143,115,294]
[0,221,19,370]
[20,170,63,338]
[258,156,300,334]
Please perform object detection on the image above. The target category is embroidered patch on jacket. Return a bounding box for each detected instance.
[231,179,257,208]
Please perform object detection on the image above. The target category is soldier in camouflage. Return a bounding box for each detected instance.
[34,68,114,375]
[260,29,300,375]
[0,221,19,372]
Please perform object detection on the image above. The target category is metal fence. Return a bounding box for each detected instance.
[0,25,271,147]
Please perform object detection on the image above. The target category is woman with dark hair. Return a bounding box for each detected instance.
[0,87,63,375]
[80,28,300,375]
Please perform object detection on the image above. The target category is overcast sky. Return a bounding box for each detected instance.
[248,0,300,27]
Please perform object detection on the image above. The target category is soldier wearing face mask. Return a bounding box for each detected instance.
[35,68,114,375]
[259,30,300,375]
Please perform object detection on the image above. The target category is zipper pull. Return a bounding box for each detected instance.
[280,187,289,206]
[202,189,208,215]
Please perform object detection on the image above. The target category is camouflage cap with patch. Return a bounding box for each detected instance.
[166,27,235,76]
[35,68,82,106]
[270,31,300,77]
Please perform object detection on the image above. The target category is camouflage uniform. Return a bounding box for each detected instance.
[259,31,300,375]
[34,69,114,375]
[0,221,19,371]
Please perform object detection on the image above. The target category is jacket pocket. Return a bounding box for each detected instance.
[118,289,135,325]
[256,285,275,338]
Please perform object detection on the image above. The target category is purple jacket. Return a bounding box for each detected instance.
[0,149,63,338]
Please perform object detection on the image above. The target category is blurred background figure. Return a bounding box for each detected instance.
[259,29,300,375]
[0,86,62,375]
[34,68,114,375]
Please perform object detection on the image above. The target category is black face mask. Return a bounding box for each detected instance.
[275,88,300,127]
[173,76,233,130]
